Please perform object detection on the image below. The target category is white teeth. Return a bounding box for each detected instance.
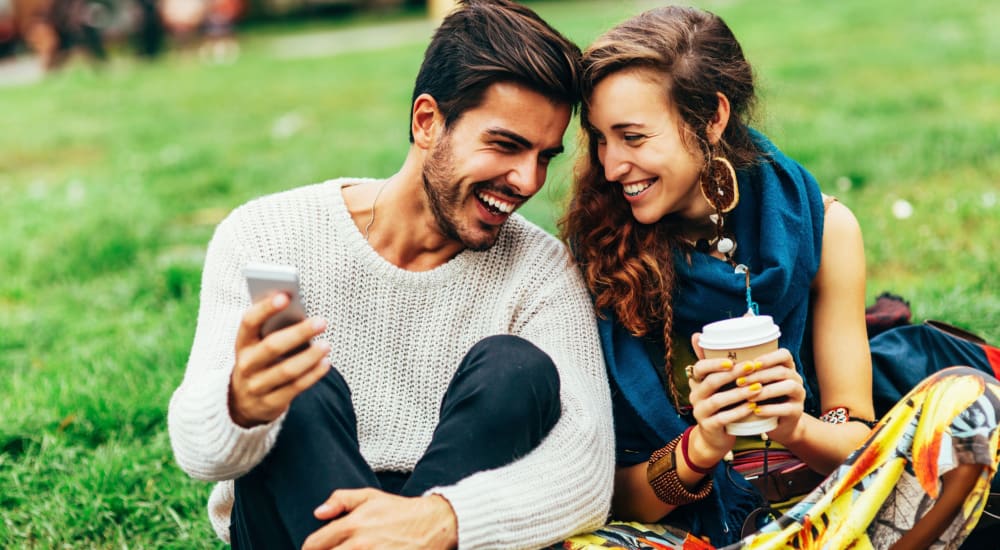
[623,180,653,196]
[477,192,515,213]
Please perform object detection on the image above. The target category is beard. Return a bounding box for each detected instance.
[422,135,505,252]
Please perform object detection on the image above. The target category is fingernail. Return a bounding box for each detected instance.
[748,382,763,392]
[312,318,327,330]
[747,402,756,411]
[721,360,733,369]
[314,503,331,515]
[736,377,747,387]
[754,361,764,371]
[272,293,288,307]
[742,363,755,373]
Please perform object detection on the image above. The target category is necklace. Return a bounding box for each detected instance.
[665,215,759,416]
[363,179,391,241]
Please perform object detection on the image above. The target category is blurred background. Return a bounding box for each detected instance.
[1,0,997,547]
[0,0,442,73]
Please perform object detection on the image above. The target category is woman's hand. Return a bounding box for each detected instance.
[685,355,753,460]
[688,335,806,452]
[738,347,807,444]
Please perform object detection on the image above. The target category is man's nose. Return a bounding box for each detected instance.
[506,157,544,197]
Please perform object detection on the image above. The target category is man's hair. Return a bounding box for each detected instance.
[409,0,581,142]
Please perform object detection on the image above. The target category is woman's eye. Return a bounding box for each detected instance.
[624,134,645,143]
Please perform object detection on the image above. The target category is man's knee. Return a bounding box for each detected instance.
[459,335,561,423]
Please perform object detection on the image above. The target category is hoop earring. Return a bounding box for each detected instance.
[700,156,739,257]
[700,156,739,214]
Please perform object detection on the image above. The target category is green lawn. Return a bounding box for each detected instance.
[1,0,998,546]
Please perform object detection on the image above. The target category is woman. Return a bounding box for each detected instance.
[561,6,1000,549]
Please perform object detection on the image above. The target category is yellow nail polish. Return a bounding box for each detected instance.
[742,363,755,373]
[754,361,764,371]
[747,402,756,411]
[736,377,747,387]
[748,382,763,392]
[721,360,733,369]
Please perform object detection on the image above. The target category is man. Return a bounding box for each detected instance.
[167,1,614,548]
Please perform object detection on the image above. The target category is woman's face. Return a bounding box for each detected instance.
[587,68,713,225]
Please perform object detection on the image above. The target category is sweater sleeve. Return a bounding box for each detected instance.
[167,213,286,481]
[426,263,615,549]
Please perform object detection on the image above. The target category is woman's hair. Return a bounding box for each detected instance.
[561,6,759,364]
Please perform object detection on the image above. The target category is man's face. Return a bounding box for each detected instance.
[422,82,571,251]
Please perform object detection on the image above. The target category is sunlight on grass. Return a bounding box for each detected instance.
[1,0,997,546]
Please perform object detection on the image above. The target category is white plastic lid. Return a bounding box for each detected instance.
[725,416,778,436]
[699,315,781,350]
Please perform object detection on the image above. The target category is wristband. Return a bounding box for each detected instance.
[680,426,716,475]
[820,406,879,429]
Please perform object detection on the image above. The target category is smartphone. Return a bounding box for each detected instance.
[243,263,308,339]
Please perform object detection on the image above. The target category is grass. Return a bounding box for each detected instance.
[1,0,998,546]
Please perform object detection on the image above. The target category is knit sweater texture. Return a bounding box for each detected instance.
[167,179,615,549]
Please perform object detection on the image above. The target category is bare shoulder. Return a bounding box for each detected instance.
[823,200,862,240]
[814,200,865,289]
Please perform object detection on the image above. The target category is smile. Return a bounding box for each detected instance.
[476,191,517,215]
[622,178,655,197]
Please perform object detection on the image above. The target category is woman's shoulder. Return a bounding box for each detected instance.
[812,197,864,292]
[821,197,861,240]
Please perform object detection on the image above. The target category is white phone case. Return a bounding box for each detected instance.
[243,263,307,337]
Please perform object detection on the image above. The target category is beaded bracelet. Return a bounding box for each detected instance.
[820,406,879,429]
[647,436,714,505]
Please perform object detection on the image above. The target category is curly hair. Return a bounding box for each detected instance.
[560,6,760,366]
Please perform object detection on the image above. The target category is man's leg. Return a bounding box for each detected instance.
[402,334,562,496]
[231,368,380,549]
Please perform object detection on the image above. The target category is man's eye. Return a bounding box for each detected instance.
[494,141,518,151]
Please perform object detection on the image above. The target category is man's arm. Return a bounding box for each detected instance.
[167,213,287,481]
[424,264,614,548]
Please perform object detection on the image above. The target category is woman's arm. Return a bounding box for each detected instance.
[612,426,722,523]
[612,352,753,520]
[776,201,875,472]
[613,463,681,522]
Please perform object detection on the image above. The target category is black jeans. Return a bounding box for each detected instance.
[230,335,561,549]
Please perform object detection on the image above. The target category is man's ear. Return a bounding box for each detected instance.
[707,92,732,146]
[411,93,442,149]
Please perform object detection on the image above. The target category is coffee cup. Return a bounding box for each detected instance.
[699,315,782,436]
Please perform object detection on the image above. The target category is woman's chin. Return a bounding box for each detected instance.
[629,205,665,226]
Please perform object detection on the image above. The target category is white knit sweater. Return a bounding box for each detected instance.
[167,179,614,549]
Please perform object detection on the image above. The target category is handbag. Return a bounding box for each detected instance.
[730,439,826,537]
[732,447,825,505]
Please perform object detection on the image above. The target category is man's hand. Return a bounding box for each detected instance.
[302,489,458,550]
[229,292,331,428]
